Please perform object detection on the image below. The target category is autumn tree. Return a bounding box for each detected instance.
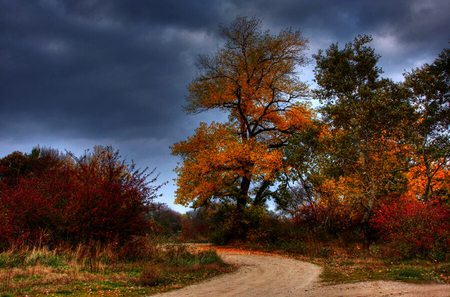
[0,147,64,188]
[404,47,450,201]
[147,202,182,234]
[313,35,415,248]
[171,17,314,222]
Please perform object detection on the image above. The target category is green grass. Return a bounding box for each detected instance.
[317,257,449,284]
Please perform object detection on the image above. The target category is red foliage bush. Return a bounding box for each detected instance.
[292,203,361,238]
[0,146,164,250]
[372,195,450,260]
[179,215,209,241]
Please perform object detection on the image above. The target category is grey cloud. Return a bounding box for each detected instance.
[1,0,218,143]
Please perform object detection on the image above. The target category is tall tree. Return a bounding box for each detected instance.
[404,47,450,201]
[171,17,313,215]
[313,35,415,248]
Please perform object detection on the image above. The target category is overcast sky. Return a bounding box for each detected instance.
[1,0,449,213]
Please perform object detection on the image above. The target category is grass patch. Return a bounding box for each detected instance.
[317,257,450,284]
[0,242,235,296]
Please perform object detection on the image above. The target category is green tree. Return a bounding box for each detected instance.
[277,119,326,212]
[313,35,415,248]
[404,47,450,201]
[171,17,313,224]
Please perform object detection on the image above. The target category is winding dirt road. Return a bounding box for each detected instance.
[155,250,450,297]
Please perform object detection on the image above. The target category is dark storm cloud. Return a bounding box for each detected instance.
[63,0,224,29]
[231,0,450,41]
[231,0,450,65]
[1,0,449,212]
[1,0,224,142]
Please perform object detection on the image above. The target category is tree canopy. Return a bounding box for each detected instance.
[313,35,416,248]
[404,48,450,201]
[171,17,315,212]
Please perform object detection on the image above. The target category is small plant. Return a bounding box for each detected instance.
[139,265,162,286]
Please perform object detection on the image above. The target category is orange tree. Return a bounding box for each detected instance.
[171,17,314,232]
[404,48,450,201]
[313,35,416,248]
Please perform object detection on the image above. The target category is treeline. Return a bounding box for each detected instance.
[170,17,450,259]
[0,146,164,250]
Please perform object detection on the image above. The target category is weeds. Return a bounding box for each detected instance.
[164,245,223,267]
[0,241,233,296]
[139,266,162,286]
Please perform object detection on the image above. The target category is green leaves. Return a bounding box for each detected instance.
[313,35,381,102]
[404,47,450,200]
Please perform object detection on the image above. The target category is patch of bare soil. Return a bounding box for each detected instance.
[154,249,450,297]
[304,281,450,297]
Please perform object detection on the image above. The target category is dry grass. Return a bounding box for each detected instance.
[139,265,162,286]
[0,242,234,296]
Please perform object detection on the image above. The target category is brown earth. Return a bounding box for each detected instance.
[154,247,450,297]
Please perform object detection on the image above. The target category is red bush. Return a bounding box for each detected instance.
[0,146,164,250]
[292,203,361,237]
[372,196,450,260]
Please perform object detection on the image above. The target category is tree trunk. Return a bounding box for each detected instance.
[233,176,251,241]
[359,150,377,250]
[360,197,375,250]
[422,154,432,201]
[237,176,251,209]
[253,180,271,206]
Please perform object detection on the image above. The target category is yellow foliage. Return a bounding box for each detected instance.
[171,122,289,207]
[405,158,450,199]
[171,17,316,208]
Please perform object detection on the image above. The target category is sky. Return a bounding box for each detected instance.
[1,0,449,213]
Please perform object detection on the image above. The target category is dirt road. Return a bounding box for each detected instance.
[154,250,450,296]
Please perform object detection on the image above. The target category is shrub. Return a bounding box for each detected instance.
[372,196,450,260]
[178,208,210,242]
[291,203,361,241]
[139,266,162,286]
[206,203,285,245]
[206,203,238,245]
[0,146,165,249]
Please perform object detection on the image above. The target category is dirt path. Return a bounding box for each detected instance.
[154,250,450,297]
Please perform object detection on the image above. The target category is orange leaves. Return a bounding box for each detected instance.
[171,122,285,207]
[279,103,313,132]
[172,18,315,210]
[185,17,310,134]
[405,158,450,200]
[316,127,413,209]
